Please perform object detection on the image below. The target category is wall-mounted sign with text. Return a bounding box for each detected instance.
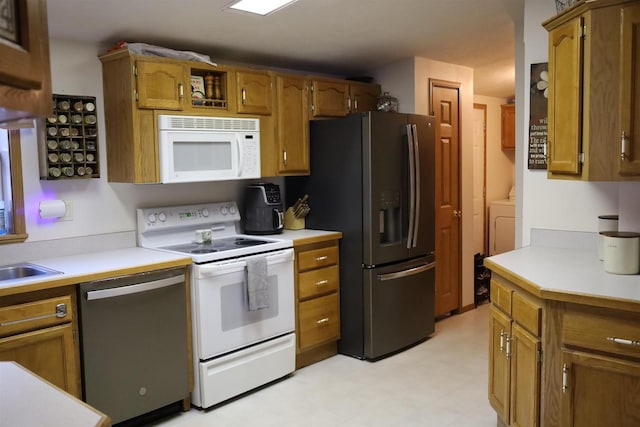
[528,63,548,170]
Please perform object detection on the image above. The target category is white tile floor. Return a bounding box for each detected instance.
[149,303,496,427]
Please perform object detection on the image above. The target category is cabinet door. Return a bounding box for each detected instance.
[311,80,349,117]
[547,17,584,175]
[501,104,516,150]
[276,75,309,174]
[561,350,640,427]
[349,83,380,112]
[0,324,80,398]
[136,61,187,110]
[236,70,273,115]
[0,0,52,122]
[510,323,541,427]
[489,305,512,424]
[619,4,640,176]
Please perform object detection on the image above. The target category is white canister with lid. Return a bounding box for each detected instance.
[602,231,640,275]
[597,214,619,260]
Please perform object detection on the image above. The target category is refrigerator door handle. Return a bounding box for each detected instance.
[377,261,436,281]
[406,124,416,249]
[411,124,421,248]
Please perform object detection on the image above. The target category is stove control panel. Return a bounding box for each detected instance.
[137,202,241,232]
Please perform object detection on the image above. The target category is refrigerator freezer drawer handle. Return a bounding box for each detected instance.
[377,261,436,281]
[86,275,185,301]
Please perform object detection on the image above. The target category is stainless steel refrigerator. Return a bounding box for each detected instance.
[286,111,436,360]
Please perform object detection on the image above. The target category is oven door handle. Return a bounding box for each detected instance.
[197,249,294,277]
[85,275,185,301]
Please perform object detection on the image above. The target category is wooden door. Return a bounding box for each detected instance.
[311,80,349,117]
[510,323,541,427]
[237,70,273,115]
[547,17,583,175]
[430,79,461,316]
[619,3,640,176]
[561,350,640,427]
[0,324,80,398]
[472,104,487,256]
[136,61,186,110]
[489,306,511,424]
[276,75,309,174]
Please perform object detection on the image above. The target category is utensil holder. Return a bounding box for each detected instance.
[284,207,305,230]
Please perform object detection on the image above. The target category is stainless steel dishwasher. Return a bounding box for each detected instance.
[77,267,189,425]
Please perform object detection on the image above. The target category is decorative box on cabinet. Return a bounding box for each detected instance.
[501,104,515,150]
[294,240,340,368]
[0,286,81,398]
[488,277,542,427]
[543,0,640,180]
[0,0,52,124]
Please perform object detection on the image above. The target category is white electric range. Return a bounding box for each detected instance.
[137,202,296,409]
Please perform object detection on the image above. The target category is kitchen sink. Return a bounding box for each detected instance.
[0,263,62,283]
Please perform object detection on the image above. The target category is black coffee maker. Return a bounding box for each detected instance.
[243,183,284,235]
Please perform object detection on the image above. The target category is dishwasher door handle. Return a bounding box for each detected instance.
[86,274,185,301]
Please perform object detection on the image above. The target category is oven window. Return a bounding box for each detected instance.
[173,141,232,172]
[220,276,279,331]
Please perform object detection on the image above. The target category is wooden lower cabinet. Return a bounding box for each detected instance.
[294,239,340,368]
[559,304,640,427]
[0,287,81,398]
[488,277,542,427]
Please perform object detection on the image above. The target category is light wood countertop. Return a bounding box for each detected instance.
[280,229,342,246]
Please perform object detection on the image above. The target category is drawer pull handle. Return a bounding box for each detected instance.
[0,303,67,326]
[316,317,330,325]
[315,280,329,287]
[315,255,328,262]
[607,336,640,347]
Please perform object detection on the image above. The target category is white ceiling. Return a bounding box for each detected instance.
[47,0,523,98]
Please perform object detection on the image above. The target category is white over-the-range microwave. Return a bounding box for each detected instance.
[157,114,260,183]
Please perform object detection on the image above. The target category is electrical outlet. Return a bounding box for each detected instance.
[60,200,73,221]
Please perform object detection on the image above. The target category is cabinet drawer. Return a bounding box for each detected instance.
[490,279,512,315]
[298,265,339,300]
[563,309,640,359]
[297,245,338,272]
[0,296,73,338]
[512,292,541,337]
[298,293,340,350]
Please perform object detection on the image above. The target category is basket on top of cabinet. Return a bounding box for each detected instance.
[38,94,100,180]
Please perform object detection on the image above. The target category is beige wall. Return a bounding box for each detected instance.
[373,57,476,310]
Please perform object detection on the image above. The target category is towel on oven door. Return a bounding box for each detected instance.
[245,256,269,310]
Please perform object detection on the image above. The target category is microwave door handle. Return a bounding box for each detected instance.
[406,124,416,249]
[236,134,244,176]
[412,124,420,248]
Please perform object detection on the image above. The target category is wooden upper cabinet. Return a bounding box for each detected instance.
[349,82,380,112]
[311,79,350,117]
[135,61,187,110]
[547,17,583,175]
[275,75,309,175]
[0,0,52,123]
[619,3,640,176]
[501,104,516,150]
[544,0,640,181]
[236,70,273,115]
